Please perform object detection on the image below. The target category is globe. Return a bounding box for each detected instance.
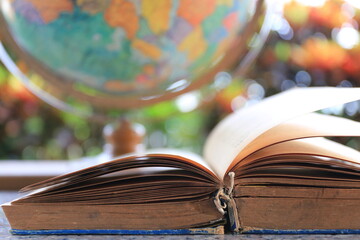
[0,0,269,114]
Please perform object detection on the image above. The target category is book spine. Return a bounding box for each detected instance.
[214,172,240,233]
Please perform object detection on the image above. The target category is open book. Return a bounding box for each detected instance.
[3,87,360,234]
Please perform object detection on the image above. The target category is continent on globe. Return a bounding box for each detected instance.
[14,0,73,24]
[104,0,139,39]
[142,0,172,35]
[178,0,216,26]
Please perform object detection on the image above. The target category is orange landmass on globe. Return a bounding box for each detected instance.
[26,0,73,23]
[142,0,171,35]
[132,39,162,60]
[76,0,110,15]
[177,0,216,26]
[104,0,139,39]
[178,26,207,61]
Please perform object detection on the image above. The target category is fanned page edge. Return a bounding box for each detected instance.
[203,87,360,179]
[235,137,360,170]
[228,112,360,171]
[20,149,220,193]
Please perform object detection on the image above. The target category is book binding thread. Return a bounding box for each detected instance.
[214,172,240,233]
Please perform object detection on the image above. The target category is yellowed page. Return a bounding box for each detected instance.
[204,87,360,179]
[145,148,216,176]
[228,112,360,170]
[236,137,360,169]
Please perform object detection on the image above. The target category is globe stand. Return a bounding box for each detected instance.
[103,118,146,158]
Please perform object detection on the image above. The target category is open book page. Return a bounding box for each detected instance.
[16,151,221,205]
[144,148,216,176]
[20,150,219,193]
[235,137,360,171]
[16,169,218,204]
[228,112,360,171]
[204,87,360,179]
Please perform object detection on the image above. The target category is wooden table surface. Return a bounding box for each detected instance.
[1,191,360,240]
